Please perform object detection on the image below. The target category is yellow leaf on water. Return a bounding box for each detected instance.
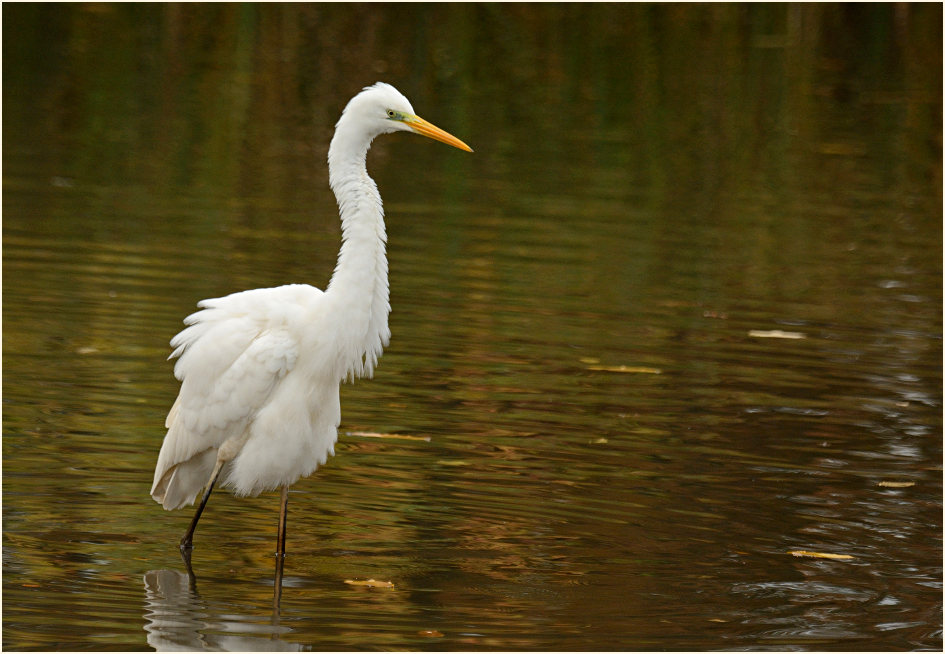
[788,550,854,560]
[579,357,600,364]
[878,481,915,488]
[418,630,444,638]
[749,329,806,339]
[344,578,395,589]
[347,431,431,442]
[588,365,662,374]
[817,142,868,156]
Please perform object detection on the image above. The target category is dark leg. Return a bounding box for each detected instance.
[276,485,289,558]
[273,548,286,613]
[179,540,195,575]
[180,459,224,551]
[273,485,289,613]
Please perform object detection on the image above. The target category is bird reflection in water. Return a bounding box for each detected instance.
[143,550,300,651]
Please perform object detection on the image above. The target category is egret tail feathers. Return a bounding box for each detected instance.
[151,448,217,510]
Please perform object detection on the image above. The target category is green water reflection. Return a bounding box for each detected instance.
[3,3,942,650]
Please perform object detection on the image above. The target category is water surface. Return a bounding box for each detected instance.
[3,4,942,651]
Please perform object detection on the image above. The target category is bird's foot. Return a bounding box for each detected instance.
[178,541,195,572]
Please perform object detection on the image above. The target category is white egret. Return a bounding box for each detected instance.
[150,82,472,557]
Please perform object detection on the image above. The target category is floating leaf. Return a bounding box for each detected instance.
[817,142,868,156]
[344,578,395,589]
[588,365,662,374]
[347,431,431,442]
[878,481,915,488]
[749,330,806,339]
[788,550,854,560]
[418,630,444,638]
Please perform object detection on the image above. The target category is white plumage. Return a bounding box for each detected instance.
[150,83,472,553]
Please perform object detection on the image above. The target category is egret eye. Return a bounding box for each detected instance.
[386,110,396,119]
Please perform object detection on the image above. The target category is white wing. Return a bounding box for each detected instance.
[151,285,321,509]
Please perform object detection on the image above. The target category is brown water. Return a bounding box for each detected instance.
[3,4,942,651]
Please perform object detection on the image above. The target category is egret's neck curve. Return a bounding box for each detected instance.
[325,123,391,382]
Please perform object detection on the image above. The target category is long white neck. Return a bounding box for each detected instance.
[325,122,391,382]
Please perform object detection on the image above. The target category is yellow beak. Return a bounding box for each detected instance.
[406,115,473,152]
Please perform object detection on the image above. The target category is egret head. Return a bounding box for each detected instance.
[338,82,473,152]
